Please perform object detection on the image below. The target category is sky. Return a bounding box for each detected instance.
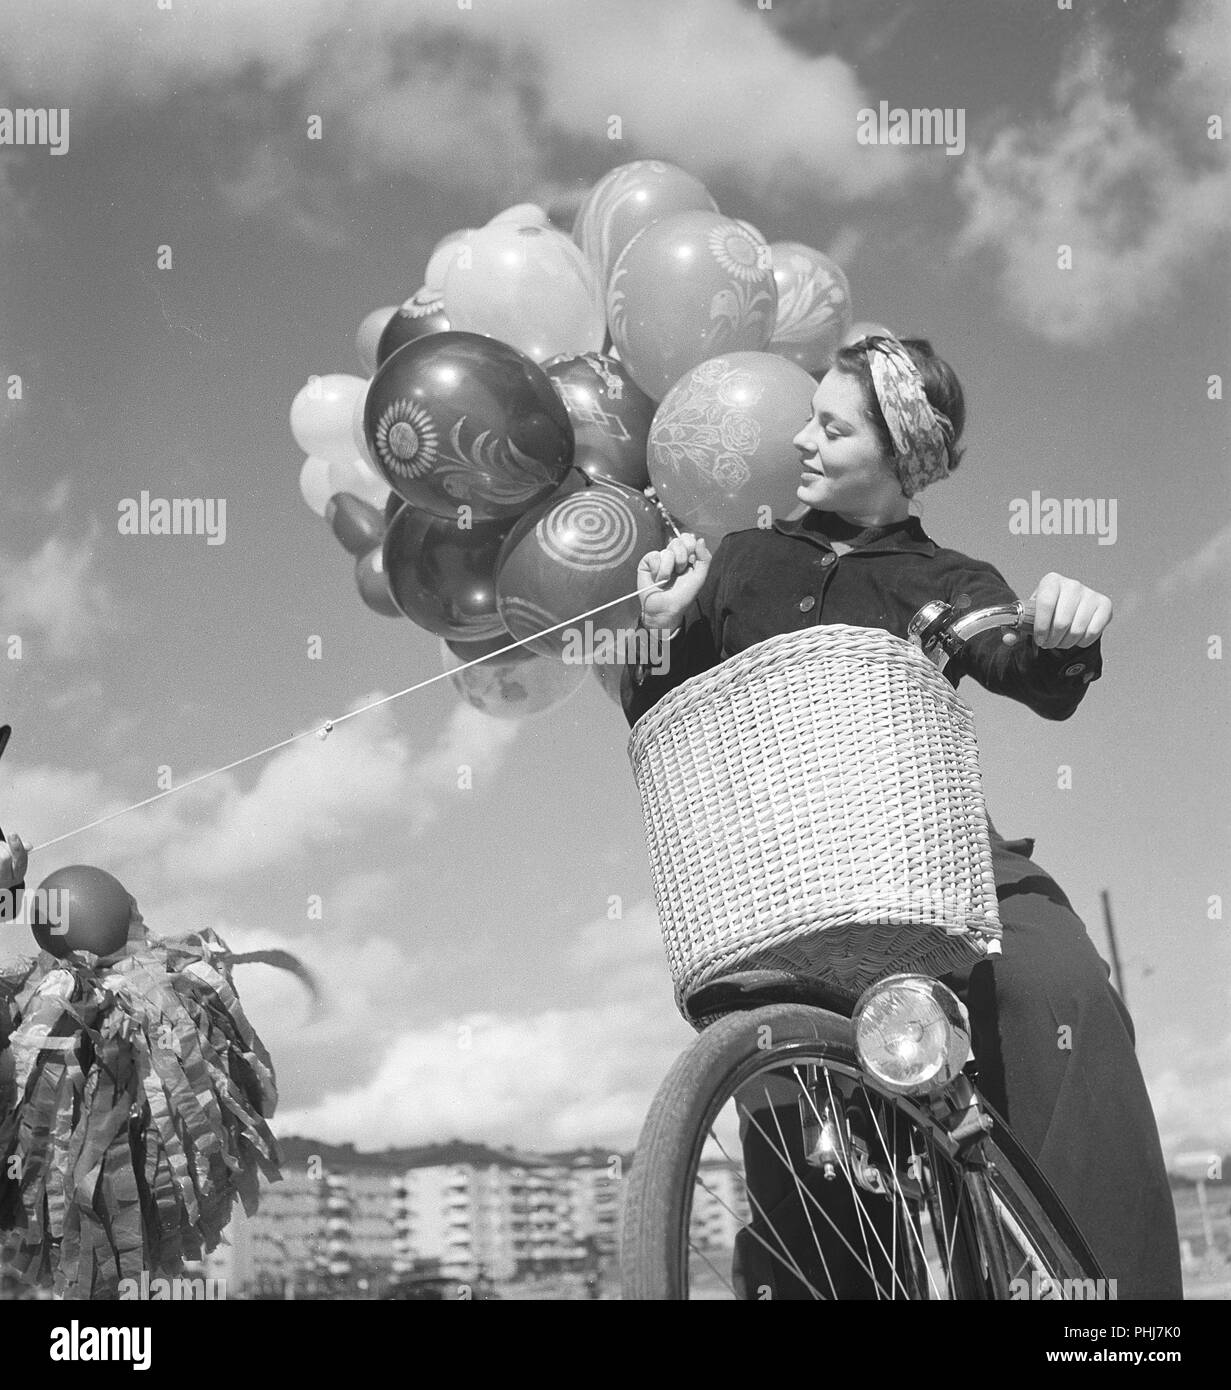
[0,0,1228,1163]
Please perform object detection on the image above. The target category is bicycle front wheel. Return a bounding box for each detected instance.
[620,1004,1102,1300]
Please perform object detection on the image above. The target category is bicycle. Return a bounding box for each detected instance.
[620,597,1106,1300]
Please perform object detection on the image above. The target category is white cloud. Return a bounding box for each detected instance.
[1156,521,1231,600]
[273,897,691,1149]
[1145,1024,1231,1160]
[0,0,916,232]
[956,5,1231,342]
[0,529,119,659]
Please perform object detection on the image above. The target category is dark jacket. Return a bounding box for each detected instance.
[620,507,1103,886]
[621,507,1102,728]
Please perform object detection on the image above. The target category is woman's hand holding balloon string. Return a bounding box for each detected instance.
[637,533,711,635]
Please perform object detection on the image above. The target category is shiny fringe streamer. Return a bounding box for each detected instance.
[0,927,284,1298]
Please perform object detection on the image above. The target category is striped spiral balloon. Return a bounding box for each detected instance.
[535,490,639,572]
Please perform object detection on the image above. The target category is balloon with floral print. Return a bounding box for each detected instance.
[767,242,853,373]
[647,351,817,544]
[365,331,574,524]
[606,212,779,401]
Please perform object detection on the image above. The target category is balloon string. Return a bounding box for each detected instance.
[28,571,684,855]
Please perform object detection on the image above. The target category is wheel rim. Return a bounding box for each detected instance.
[672,1040,1081,1300]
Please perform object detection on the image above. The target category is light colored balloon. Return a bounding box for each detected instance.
[290,373,368,465]
[328,454,392,512]
[351,383,372,462]
[298,455,337,518]
[573,159,719,291]
[439,636,588,721]
[355,306,398,375]
[768,242,853,373]
[424,228,476,293]
[607,213,778,400]
[488,202,549,226]
[647,351,817,537]
[443,222,605,363]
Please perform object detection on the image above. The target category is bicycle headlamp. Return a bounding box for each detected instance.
[852,974,972,1096]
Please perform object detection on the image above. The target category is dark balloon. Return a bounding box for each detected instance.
[354,546,404,618]
[365,331,575,524]
[495,483,668,659]
[31,865,132,959]
[383,504,513,641]
[376,286,452,367]
[327,493,386,556]
[543,352,654,493]
[385,491,405,524]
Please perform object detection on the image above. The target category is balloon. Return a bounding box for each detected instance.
[376,286,451,367]
[439,635,587,721]
[326,493,385,555]
[351,384,372,461]
[647,351,818,542]
[487,202,549,226]
[356,306,398,374]
[424,228,476,294]
[330,451,392,512]
[543,352,655,492]
[290,374,368,465]
[573,160,718,290]
[442,222,605,363]
[592,659,628,709]
[767,242,853,373]
[30,865,132,959]
[365,330,574,523]
[607,213,778,401]
[843,320,896,347]
[495,483,668,660]
[354,546,403,618]
[383,504,512,641]
[385,491,405,525]
[299,455,337,518]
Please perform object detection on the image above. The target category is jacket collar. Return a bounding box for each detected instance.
[771,508,938,556]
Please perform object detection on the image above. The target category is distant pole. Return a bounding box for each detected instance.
[1101,889,1128,1006]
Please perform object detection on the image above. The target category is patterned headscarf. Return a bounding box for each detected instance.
[859,335,955,499]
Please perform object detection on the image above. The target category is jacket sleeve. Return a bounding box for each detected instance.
[620,535,727,729]
[941,558,1103,721]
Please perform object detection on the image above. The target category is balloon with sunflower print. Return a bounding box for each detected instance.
[365,330,575,524]
[606,212,779,402]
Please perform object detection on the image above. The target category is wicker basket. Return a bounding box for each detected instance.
[628,624,1003,1015]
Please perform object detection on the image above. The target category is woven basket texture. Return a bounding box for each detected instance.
[628,625,1003,1013]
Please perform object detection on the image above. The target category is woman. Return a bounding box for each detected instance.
[622,335,1182,1300]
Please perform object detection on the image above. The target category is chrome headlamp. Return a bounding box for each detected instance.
[853,974,972,1097]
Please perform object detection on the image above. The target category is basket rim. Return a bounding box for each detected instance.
[628,622,972,759]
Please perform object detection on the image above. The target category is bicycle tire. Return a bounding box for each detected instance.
[620,1003,1103,1300]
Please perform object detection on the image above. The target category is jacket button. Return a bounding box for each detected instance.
[799,595,816,613]
[1062,661,1086,677]
[820,553,836,567]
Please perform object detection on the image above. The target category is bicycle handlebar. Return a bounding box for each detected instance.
[908,598,1039,675]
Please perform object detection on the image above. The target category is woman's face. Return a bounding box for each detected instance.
[792,370,905,519]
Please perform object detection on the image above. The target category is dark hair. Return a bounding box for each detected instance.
[821,337,966,475]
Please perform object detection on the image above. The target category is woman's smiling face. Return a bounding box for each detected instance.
[792,369,907,521]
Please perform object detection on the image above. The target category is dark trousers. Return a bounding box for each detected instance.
[733,831,1184,1300]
